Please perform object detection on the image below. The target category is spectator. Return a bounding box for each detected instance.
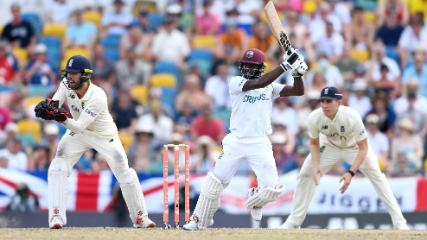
[315,21,344,62]
[119,26,152,78]
[172,1,195,33]
[0,156,8,168]
[309,2,341,44]
[91,42,116,105]
[31,143,50,171]
[311,53,343,87]
[128,123,155,172]
[0,138,28,171]
[368,64,400,98]
[328,0,352,39]
[101,0,133,36]
[91,154,110,172]
[334,43,361,83]
[190,104,225,144]
[271,131,295,174]
[44,0,73,24]
[138,101,173,142]
[204,64,231,111]
[394,79,427,115]
[297,90,320,132]
[249,21,277,58]
[145,87,174,118]
[6,183,38,212]
[376,12,404,48]
[115,46,148,88]
[282,10,308,50]
[151,16,190,70]
[401,44,427,97]
[175,103,198,131]
[366,114,390,165]
[215,17,247,65]
[129,8,155,34]
[235,0,262,26]
[397,91,427,135]
[272,98,299,135]
[0,41,20,86]
[111,86,138,135]
[39,123,59,161]
[190,135,217,173]
[376,0,409,27]
[389,153,420,177]
[0,106,11,133]
[348,79,372,117]
[366,91,396,135]
[62,9,97,55]
[365,42,401,83]
[195,0,220,36]
[24,43,57,86]
[176,74,210,113]
[9,88,34,121]
[1,4,36,51]
[351,7,375,51]
[0,122,19,148]
[390,119,424,173]
[398,14,427,68]
[305,71,328,95]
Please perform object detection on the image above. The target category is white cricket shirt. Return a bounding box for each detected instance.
[52,79,118,136]
[228,76,285,137]
[307,106,367,149]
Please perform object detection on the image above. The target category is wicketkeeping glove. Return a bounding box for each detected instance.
[34,99,68,123]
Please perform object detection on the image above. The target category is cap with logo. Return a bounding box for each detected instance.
[318,86,343,100]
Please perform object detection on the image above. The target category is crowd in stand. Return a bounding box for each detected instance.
[0,0,426,178]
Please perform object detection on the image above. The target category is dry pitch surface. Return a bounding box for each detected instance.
[0,228,426,240]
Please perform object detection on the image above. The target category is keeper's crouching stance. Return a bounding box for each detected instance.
[279,87,408,230]
[35,55,155,229]
[184,46,308,230]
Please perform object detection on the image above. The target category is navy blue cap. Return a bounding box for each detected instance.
[318,86,343,100]
[62,55,92,73]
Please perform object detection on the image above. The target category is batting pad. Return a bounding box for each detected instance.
[193,172,224,230]
[118,168,148,225]
[48,158,68,225]
[245,185,284,209]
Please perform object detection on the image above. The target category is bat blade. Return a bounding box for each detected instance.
[264,1,291,52]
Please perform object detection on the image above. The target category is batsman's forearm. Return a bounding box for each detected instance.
[293,76,304,95]
[242,67,284,91]
[309,142,321,166]
[350,147,368,172]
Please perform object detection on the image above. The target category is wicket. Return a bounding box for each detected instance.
[163,144,190,230]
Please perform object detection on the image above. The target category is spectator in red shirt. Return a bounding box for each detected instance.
[190,104,225,144]
[0,41,19,86]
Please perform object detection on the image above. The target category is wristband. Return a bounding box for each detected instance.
[348,170,355,177]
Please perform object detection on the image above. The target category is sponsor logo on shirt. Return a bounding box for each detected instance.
[71,105,79,112]
[218,150,224,159]
[238,79,245,86]
[359,129,365,135]
[82,102,85,109]
[243,94,269,103]
[341,126,345,133]
[69,93,75,99]
[322,125,328,130]
[85,108,97,117]
[320,146,325,153]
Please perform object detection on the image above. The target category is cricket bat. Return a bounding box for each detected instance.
[264,1,292,53]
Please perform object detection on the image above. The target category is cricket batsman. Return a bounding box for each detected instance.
[34,55,155,229]
[280,87,408,230]
[183,47,308,230]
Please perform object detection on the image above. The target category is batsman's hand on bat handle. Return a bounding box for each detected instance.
[312,164,323,186]
[339,172,353,194]
[280,48,308,76]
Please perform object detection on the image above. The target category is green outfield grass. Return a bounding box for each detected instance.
[0,228,426,240]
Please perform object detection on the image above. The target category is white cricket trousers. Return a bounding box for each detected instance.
[56,130,129,177]
[285,140,407,227]
[213,133,279,188]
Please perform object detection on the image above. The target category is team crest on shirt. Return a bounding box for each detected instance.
[341,126,345,133]
[246,51,254,58]
[322,125,328,130]
[82,102,85,109]
[218,151,224,159]
[69,93,75,99]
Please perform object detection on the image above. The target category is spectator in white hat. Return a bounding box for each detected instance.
[0,138,28,171]
[394,79,427,115]
[366,114,390,168]
[39,123,60,161]
[348,78,372,117]
[128,123,155,172]
[24,43,57,86]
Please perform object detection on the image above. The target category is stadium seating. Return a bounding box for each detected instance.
[19,133,36,149]
[27,85,53,97]
[154,61,181,84]
[43,23,66,39]
[193,36,217,49]
[25,96,45,107]
[385,46,401,67]
[148,13,163,32]
[237,24,253,36]
[351,49,370,64]
[150,73,177,88]
[132,85,149,106]
[102,35,121,62]
[22,13,43,38]
[83,11,102,31]
[161,87,178,112]
[187,49,214,75]
[0,26,3,36]
[364,12,376,24]
[11,47,28,68]
[118,132,133,154]
[17,119,42,141]
[39,37,62,71]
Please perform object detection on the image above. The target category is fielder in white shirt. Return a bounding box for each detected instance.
[34,55,155,229]
[280,87,408,230]
[183,46,308,230]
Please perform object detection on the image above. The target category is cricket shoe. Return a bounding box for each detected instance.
[394,223,409,230]
[49,215,65,229]
[182,216,214,231]
[133,216,156,228]
[278,221,300,229]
